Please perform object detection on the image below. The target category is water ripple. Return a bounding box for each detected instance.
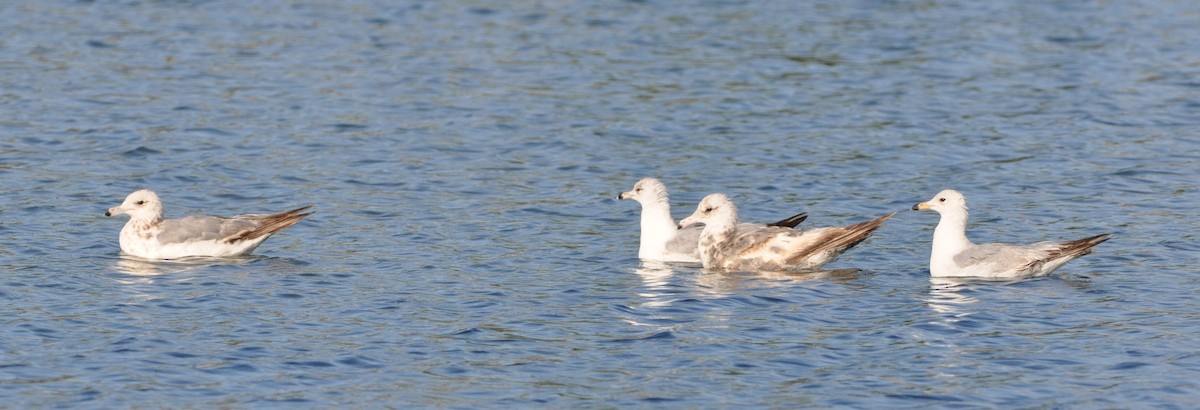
[1,0,1197,408]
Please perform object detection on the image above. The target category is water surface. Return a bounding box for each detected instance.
[2,0,1198,407]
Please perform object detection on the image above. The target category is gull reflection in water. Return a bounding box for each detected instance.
[111,255,255,278]
[633,261,677,308]
[632,261,865,307]
[925,277,981,315]
[693,268,863,295]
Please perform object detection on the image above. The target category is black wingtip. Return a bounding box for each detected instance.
[768,212,808,228]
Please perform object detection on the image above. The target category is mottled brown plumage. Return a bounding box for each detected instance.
[618,177,807,263]
[679,193,893,272]
[784,213,895,266]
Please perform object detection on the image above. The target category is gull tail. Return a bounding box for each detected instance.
[1021,233,1110,273]
[1047,233,1111,260]
[788,212,895,264]
[767,212,808,228]
[223,205,314,243]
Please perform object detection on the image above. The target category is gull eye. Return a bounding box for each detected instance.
[938,198,945,203]
[135,200,145,205]
[635,188,642,193]
[704,207,714,212]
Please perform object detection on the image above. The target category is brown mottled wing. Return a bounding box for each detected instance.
[727,226,797,256]
[784,212,895,265]
[221,205,314,243]
[670,222,796,258]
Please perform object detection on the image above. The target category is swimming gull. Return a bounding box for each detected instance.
[618,178,807,263]
[912,189,1110,279]
[678,193,894,272]
[105,189,313,260]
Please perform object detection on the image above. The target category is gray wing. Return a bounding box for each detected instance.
[952,243,1039,269]
[157,215,259,245]
[665,226,704,256]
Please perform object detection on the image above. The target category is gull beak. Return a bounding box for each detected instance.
[105,206,125,217]
[617,191,631,200]
[912,201,929,211]
[678,216,696,229]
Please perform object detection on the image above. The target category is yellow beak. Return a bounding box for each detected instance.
[912,201,930,211]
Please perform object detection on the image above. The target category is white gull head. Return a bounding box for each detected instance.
[912,189,968,215]
[618,177,681,261]
[105,189,164,223]
[617,177,669,205]
[678,193,739,229]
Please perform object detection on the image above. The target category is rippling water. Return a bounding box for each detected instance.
[2,0,1198,407]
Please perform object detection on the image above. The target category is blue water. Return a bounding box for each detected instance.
[2,0,1199,407]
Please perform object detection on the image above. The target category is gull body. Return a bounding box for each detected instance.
[912,189,1109,279]
[678,193,893,272]
[106,189,312,260]
[618,178,807,263]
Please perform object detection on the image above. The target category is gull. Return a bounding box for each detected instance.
[105,189,313,260]
[618,178,807,263]
[678,193,894,272]
[912,189,1110,279]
